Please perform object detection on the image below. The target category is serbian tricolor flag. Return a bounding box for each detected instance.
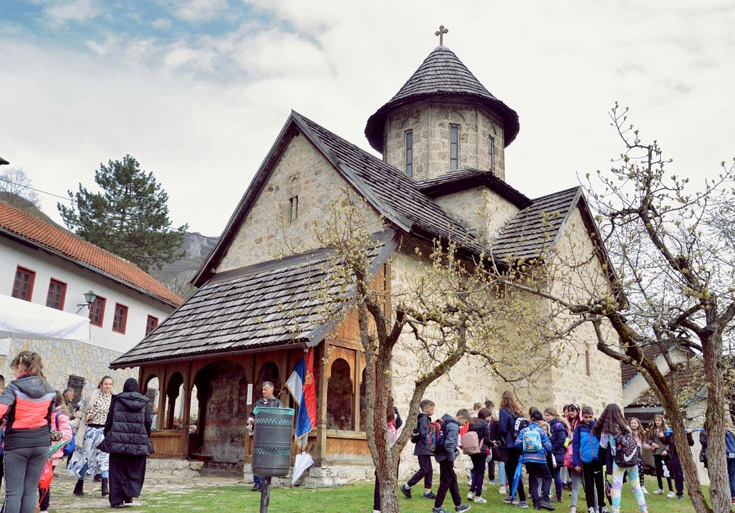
[294,348,317,441]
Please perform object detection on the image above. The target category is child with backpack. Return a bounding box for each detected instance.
[516,409,555,511]
[460,408,493,504]
[573,405,607,513]
[593,403,648,513]
[498,390,528,508]
[401,399,436,500]
[39,392,74,513]
[431,412,471,513]
[646,414,673,497]
[544,407,569,503]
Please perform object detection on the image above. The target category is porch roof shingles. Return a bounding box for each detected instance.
[110,250,347,368]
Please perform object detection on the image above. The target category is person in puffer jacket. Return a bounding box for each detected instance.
[516,409,554,510]
[97,378,153,509]
[0,351,56,513]
[431,413,471,513]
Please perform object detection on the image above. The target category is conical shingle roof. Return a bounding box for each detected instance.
[365,46,519,153]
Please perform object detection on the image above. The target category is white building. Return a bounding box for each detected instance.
[0,200,182,399]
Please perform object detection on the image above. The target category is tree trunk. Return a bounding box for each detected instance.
[702,329,730,513]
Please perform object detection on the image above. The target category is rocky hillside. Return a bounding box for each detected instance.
[149,232,218,299]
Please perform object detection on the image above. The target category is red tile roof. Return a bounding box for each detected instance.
[0,201,183,307]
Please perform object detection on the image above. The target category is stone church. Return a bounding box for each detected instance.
[112,41,622,481]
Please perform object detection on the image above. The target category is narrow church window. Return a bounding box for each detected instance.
[405,130,413,177]
[450,124,459,171]
[289,195,299,223]
[488,135,495,172]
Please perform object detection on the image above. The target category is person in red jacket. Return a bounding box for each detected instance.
[0,351,56,513]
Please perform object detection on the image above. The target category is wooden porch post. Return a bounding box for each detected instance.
[316,341,329,464]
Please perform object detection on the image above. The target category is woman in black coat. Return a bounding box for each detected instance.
[97,378,154,508]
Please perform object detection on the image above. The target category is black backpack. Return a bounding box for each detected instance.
[614,432,640,467]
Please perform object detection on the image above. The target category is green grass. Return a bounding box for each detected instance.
[138,480,709,513]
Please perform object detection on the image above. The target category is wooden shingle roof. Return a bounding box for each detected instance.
[491,187,582,260]
[365,46,520,152]
[112,234,398,368]
[0,201,182,307]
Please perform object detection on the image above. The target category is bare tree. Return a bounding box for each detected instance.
[499,104,734,513]
[299,193,572,513]
[0,168,41,208]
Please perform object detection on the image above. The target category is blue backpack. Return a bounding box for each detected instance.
[726,430,735,459]
[54,412,76,457]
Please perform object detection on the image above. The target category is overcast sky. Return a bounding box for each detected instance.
[1,1,733,236]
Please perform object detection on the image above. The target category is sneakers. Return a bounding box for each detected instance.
[424,491,437,499]
[677,494,684,500]
[667,491,676,498]
[569,507,576,513]
[400,484,412,499]
[455,505,472,512]
[488,480,498,486]
[502,496,519,505]
[473,496,487,504]
[467,492,475,500]
[600,507,609,513]
[432,508,451,513]
[518,501,529,509]
[641,486,649,494]
[540,500,556,510]
[499,485,508,495]
[588,508,596,513]
[652,488,664,495]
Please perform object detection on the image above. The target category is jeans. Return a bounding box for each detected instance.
[435,459,461,509]
[670,452,684,495]
[728,458,735,499]
[407,455,433,489]
[569,467,582,507]
[3,445,48,513]
[498,460,507,486]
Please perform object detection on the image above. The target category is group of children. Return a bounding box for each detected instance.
[396,392,656,513]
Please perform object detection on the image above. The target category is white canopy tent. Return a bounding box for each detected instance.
[0,294,90,341]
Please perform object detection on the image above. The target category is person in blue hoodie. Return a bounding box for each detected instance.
[431,412,471,513]
[516,409,555,511]
[573,406,607,513]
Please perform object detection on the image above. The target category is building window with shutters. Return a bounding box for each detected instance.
[46,279,67,310]
[405,130,413,177]
[89,296,106,327]
[488,135,495,173]
[112,303,128,333]
[12,266,35,301]
[450,124,459,171]
[146,315,159,335]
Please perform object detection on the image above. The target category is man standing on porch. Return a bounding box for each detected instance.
[247,381,283,492]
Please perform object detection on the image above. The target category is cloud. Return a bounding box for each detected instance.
[45,0,100,25]
[172,0,230,23]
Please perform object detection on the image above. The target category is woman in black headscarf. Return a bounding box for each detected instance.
[97,378,154,508]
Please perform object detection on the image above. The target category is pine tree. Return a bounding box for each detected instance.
[58,155,188,272]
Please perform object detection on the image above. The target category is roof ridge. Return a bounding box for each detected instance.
[0,200,182,306]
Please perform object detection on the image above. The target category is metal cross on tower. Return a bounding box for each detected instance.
[435,25,448,45]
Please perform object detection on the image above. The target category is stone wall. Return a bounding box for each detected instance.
[547,207,623,410]
[432,186,520,247]
[219,133,382,272]
[0,338,137,397]
[382,98,506,181]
